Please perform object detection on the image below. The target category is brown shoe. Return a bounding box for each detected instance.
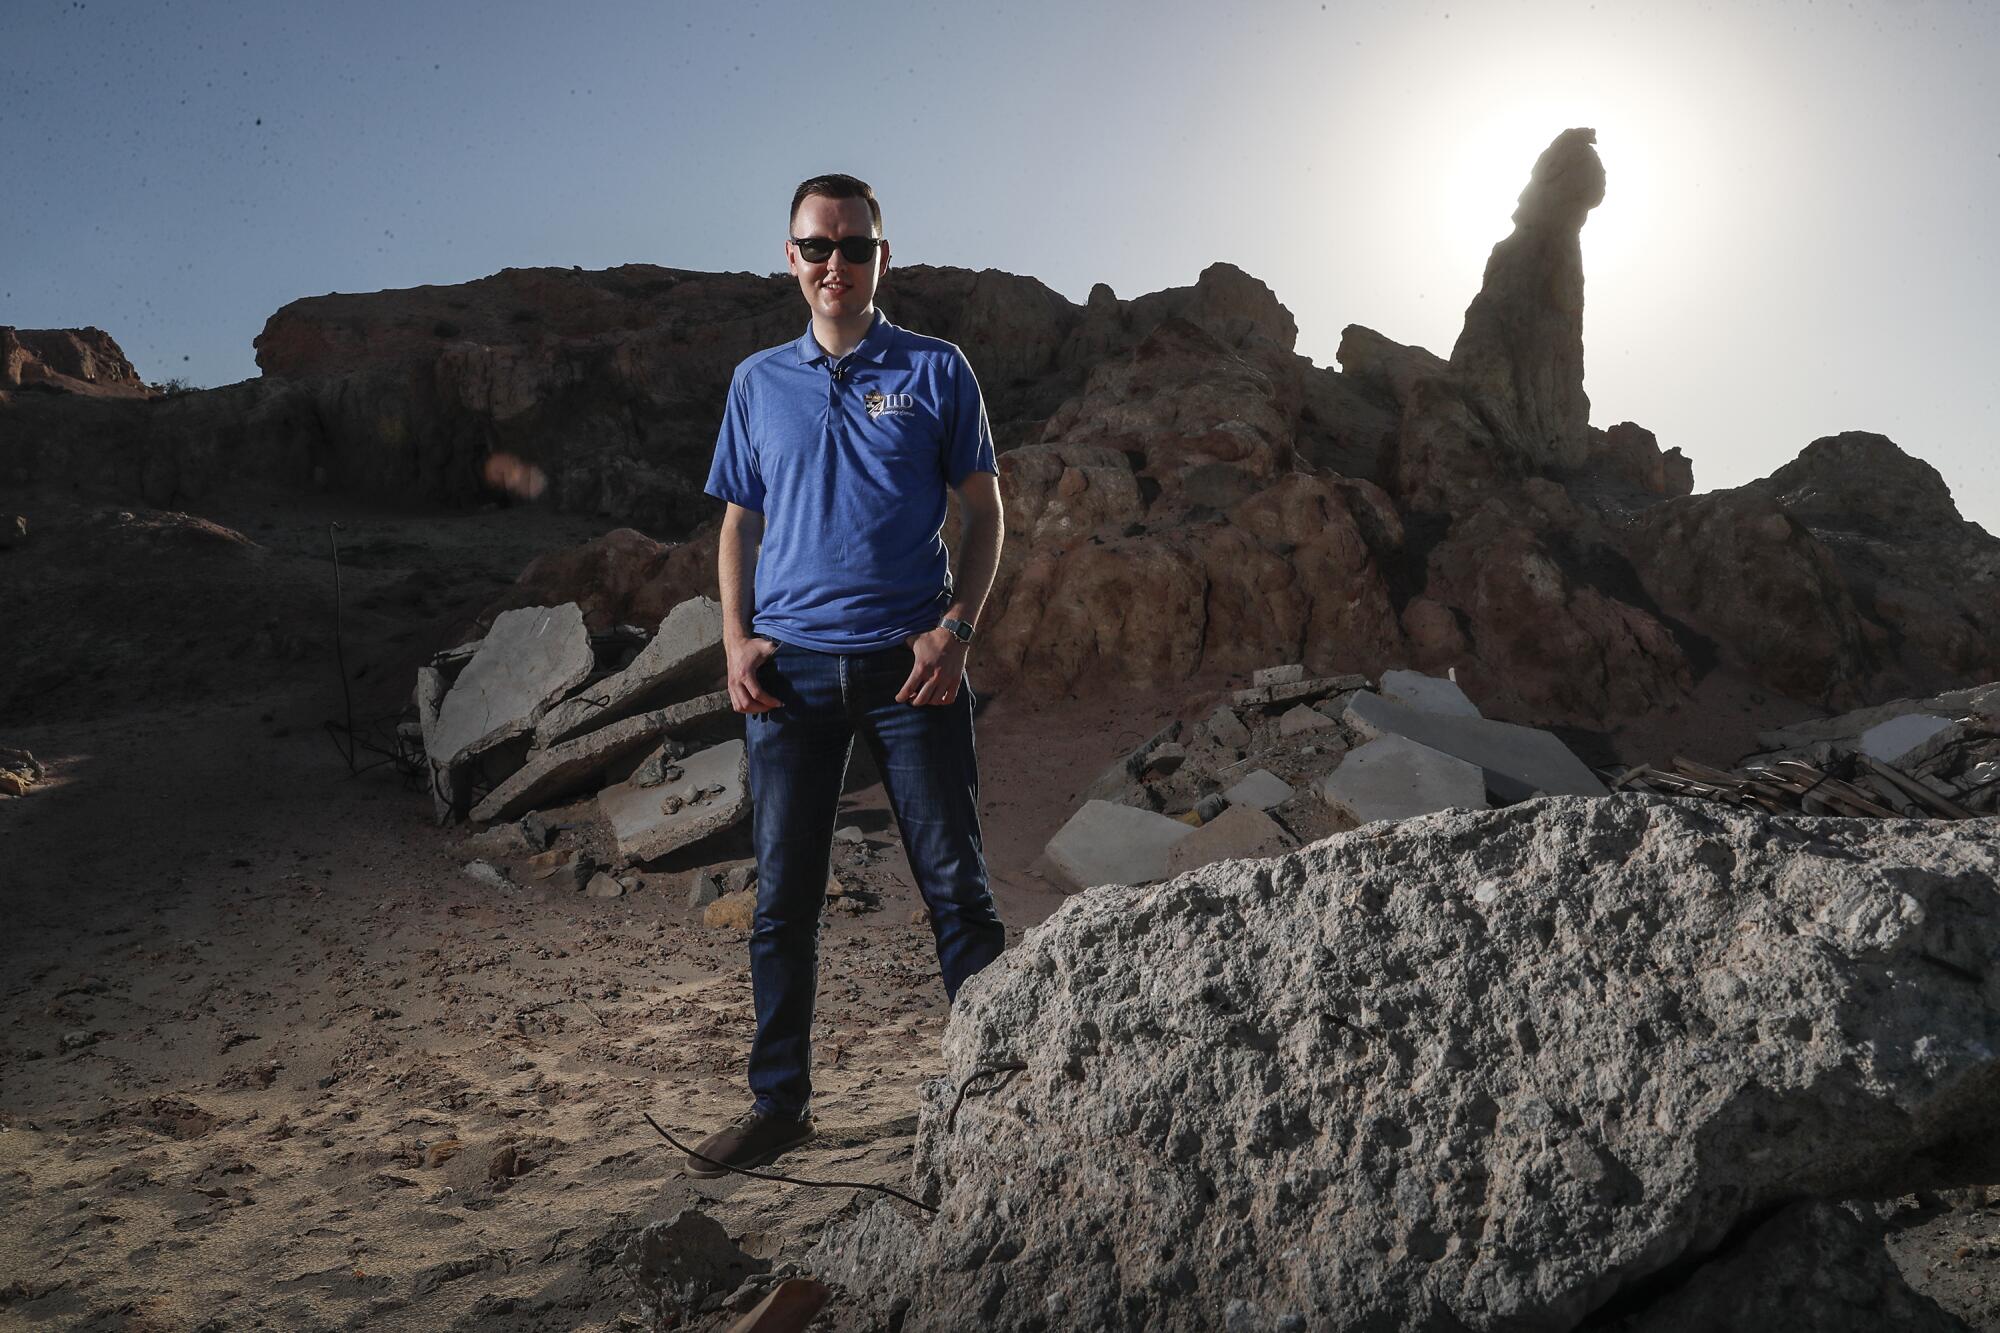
[685,1110,814,1178]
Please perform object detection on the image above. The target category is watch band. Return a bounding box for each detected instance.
[940,616,975,644]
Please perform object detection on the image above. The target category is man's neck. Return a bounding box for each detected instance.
[811,308,876,361]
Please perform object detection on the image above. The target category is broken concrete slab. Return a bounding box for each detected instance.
[1379,668,1481,718]
[1278,704,1335,738]
[1319,733,1489,824]
[1080,720,1183,804]
[1044,799,1197,891]
[469,690,733,824]
[432,604,594,771]
[598,738,748,866]
[1222,768,1295,811]
[1858,713,1956,765]
[1164,804,1294,877]
[535,596,726,746]
[1343,690,1607,802]
[1198,705,1251,750]
[414,664,455,823]
[1232,673,1370,710]
[1252,664,1305,687]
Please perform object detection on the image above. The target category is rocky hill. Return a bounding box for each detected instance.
[4,128,1995,734]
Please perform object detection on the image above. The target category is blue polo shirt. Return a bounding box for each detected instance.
[704,310,998,652]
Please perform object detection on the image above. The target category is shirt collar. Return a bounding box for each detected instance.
[794,309,895,365]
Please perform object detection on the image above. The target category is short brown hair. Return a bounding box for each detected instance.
[789,174,883,236]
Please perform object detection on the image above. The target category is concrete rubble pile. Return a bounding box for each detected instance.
[404,595,775,897]
[813,797,2000,1331]
[1042,664,1605,892]
[1618,681,2000,820]
[408,597,893,921]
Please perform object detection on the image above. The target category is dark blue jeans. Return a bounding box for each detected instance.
[745,639,1005,1118]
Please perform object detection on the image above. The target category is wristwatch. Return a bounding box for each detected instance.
[939,617,975,644]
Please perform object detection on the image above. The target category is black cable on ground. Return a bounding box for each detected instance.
[642,1112,937,1214]
[319,520,424,784]
[644,1062,1033,1216]
[945,1062,1027,1132]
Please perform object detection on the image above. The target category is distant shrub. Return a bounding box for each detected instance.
[510,308,540,323]
[432,320,461,338]
[154,377,199,396]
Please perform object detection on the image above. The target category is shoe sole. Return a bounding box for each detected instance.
[684,1124,815,1179]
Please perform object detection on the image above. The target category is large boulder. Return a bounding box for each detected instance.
[814,797,2000,1331]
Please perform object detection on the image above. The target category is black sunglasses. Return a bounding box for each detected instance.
[791,234,885,264]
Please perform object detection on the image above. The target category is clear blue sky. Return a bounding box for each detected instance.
[6,0,1996,528]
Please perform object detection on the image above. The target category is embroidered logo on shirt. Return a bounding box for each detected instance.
[864,391,917,420]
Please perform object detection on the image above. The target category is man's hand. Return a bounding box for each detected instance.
[726,634,782,714]
[899,627,969,706]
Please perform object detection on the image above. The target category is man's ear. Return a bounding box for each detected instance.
[877,239,891,281]
[784,237,798,278]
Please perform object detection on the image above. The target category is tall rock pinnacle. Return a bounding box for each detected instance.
[1448,126,1605,471]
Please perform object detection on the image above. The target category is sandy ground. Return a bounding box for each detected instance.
[0,489,1174,1331]
[3,489,1996,1331]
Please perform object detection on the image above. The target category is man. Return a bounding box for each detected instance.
[687,174,1008,1175]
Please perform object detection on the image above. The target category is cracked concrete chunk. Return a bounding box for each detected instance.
[1858,712,1955,765]
[1221,768,1294,811]
[1319,733,1489,824]
[535,596,726,746]
[414,664,455,822]
[1232,673,1370,710]
[598,739,747,866]
[1044,799,1197,891]
[469,690,733,824]
[432,604,593,770]
[462,860,513,892]
[1344,689,1605,801]
[1378,668,1481,718]
[1199,705,1251,750]
[1164,804,1293,877]
[818,798,2000,1331]
[1277,704,1335,738]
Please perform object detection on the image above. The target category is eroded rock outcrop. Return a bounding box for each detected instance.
[1447,126,1604,473]
[1,326,155,398]
[10,129,1998,732]
[814,797,2000,1331]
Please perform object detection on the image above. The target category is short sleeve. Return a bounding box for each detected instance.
[942,348,998,488]
[704,368,765,512]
